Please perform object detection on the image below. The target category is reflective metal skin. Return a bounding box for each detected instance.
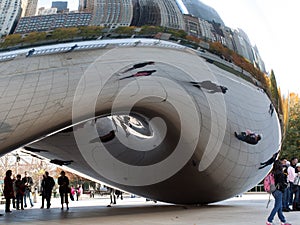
[0,39,281,204]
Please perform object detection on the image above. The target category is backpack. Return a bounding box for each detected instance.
[264,173,276,193]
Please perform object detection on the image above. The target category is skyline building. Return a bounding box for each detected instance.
[179,0,224,26]
[91,0,133,27]
[0,0,22,37]
[24,0,38,17]
[51,1,68,13]
[130,0,184,30]
[79,0,94,12]
[14,13,92,33]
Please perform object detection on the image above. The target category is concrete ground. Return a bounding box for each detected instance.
[0,193,297,225]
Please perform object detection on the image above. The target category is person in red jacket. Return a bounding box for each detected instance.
[4,170,14,213]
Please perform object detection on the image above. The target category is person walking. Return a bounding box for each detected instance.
[4,170,14,213]
[40,171,55,209]
[266,160,291,225]
[22,171,34,208]
[58,171,69,210]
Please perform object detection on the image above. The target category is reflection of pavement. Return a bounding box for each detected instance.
[0,194,298,224]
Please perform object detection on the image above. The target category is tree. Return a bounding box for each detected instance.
[1,34,22,47]
[281,93,300,159]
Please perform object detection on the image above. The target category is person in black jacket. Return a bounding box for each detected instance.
[40,171,55,209]
[266,160,291,225]
[58,171,69,210]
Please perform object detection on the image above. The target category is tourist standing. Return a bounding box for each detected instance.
[22,171,34,208]
[58,171,69,210]
[266,160,291,225]
[4,170,14,213]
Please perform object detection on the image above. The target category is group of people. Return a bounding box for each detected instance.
[3,170,74,213]
[3,170,34,213]
[265,157,300,225]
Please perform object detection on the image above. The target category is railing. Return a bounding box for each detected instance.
[0,39,186,63]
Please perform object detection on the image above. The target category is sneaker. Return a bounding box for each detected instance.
[266,222,272,225]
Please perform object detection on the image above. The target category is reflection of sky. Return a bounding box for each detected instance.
[176,0,189,14]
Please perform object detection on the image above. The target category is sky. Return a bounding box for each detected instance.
[37,0,300,95]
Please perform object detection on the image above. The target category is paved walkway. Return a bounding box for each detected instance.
[0,193,298,224]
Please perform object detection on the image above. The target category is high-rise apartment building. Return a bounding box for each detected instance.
[92,0,133,27]
[51,1,68,13]
[24,0,38,16]
[0,0,22,37]
[79,0,94,13]
[131,0,184,30]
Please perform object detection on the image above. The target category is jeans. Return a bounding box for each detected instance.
[267,190,286,223]
[294,186,300,206]
[24,189,34,207]
[282,187,290,209]
[289,182,294,205]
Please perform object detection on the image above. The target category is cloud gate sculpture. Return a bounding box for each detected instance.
[0,38,281,204]
[0,0,281,204]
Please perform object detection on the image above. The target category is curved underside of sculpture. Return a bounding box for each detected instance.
[0,39,281,204]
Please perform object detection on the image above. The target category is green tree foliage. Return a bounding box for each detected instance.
[78,26,104,39]
[114,26,136,35]
[269,70,280,111]
[23,32,47,44]
[1,33,22,47]
[51,27,79,40]
[139,26,164,35]
[281,93,300,159]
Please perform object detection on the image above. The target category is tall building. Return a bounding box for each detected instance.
[52,1,68,13]
[14,13,92,33]
[131,0,184,30]
[180,0,224,26]
[91,0,133,27]
[79,0,94,12]
[0,0,22,37]
[38,7,58,15]
[24,0,38,16]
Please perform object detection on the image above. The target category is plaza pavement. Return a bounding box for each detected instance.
[0,193,298,225]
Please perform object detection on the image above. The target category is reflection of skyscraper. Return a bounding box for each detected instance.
[24,0,38,16]
[91,0,133,27]
[52,1,68,13]
[79,0,94,12]
[131,0,184,30]
[180,0,224,26]
[0,0,22,37]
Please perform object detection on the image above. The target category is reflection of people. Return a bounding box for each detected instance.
[115,189,123,200]
[58,171,69,210]
[22,171,34,208]
[107,187,116,207]
[122,61,155,73]
[234,130,261,145]
[266,160,291,225]
[26,48,35,57]
[269,103,274,116]
[4,170,14,213]
[119,70,156,80]
[191,81,228,94]
[259,151,279,169]
[66,44,78,53]
[40,171,55,209]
